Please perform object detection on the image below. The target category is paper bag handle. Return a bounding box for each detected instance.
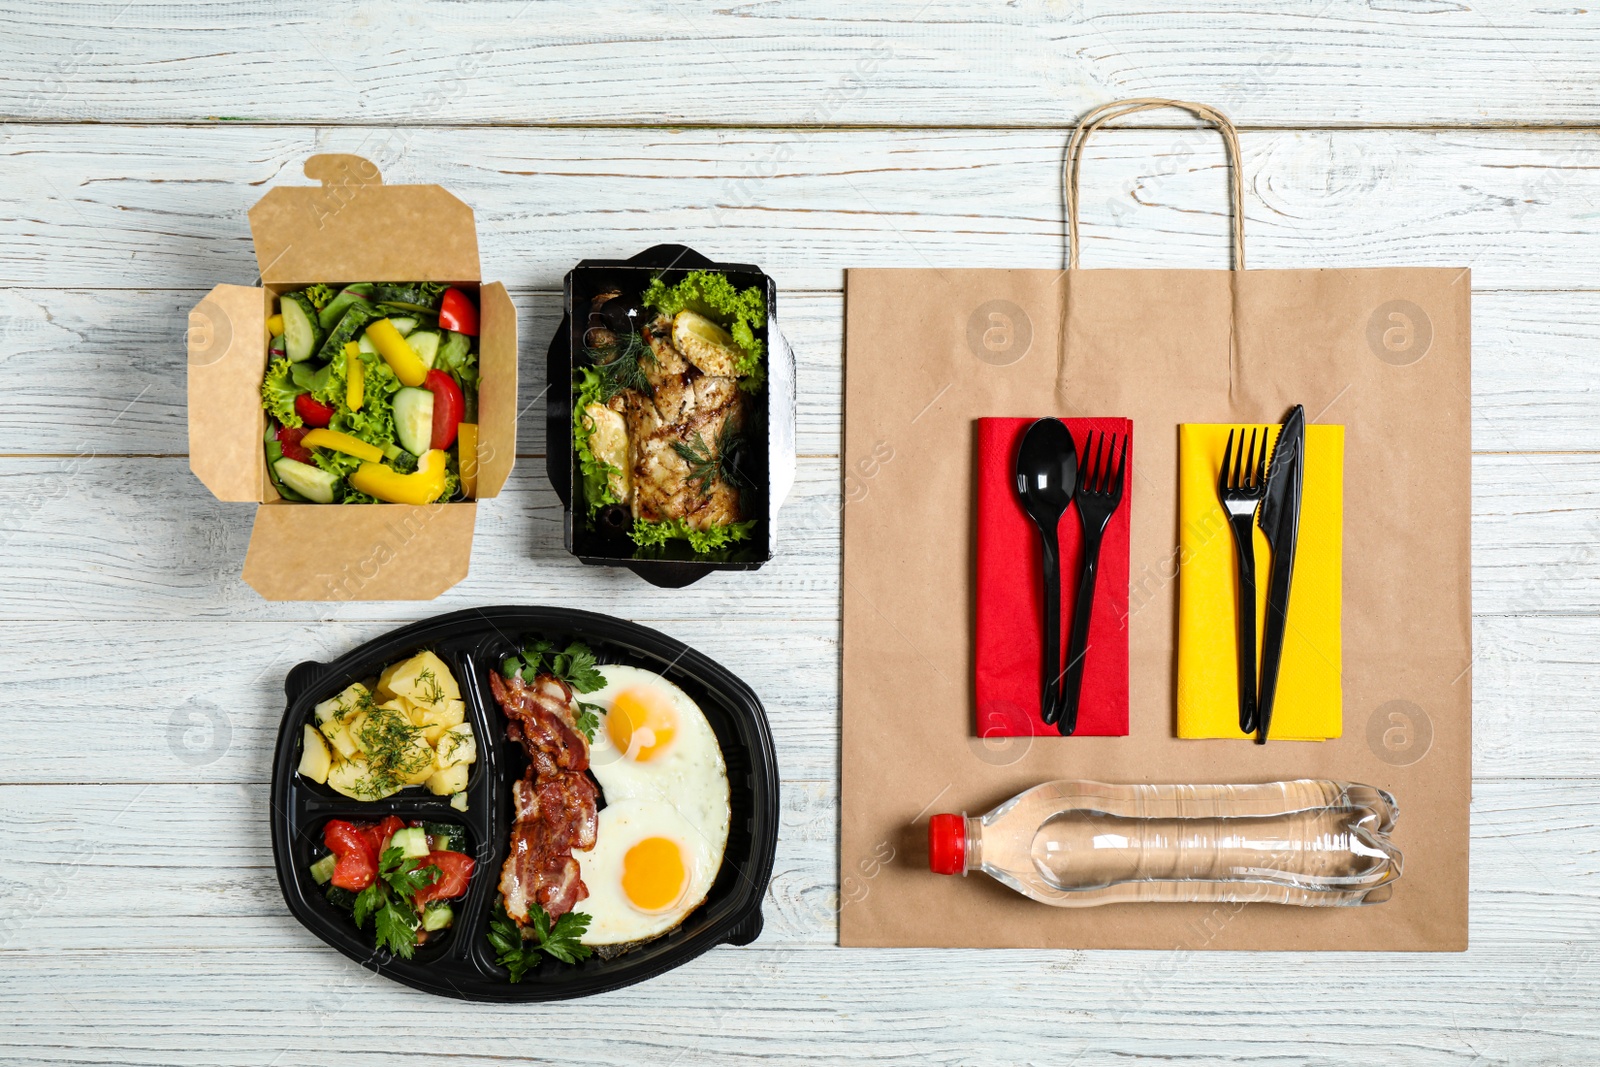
[1064,98,1246,270]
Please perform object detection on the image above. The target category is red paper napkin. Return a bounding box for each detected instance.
[974,417,1132,737]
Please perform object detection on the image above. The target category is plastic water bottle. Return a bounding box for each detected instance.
[928,779,1402,906]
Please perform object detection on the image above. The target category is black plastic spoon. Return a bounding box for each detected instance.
[1015,417,1078,726]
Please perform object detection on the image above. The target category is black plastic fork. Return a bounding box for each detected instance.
[1219,428,1270,735]
[1054,430,1127,736]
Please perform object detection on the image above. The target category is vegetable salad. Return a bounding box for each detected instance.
[260,282,482,505]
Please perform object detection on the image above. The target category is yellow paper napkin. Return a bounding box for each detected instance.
[1176,423,1344,740]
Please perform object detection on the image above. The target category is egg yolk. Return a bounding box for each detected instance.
[621,836,689,912]
[605,688,677,762]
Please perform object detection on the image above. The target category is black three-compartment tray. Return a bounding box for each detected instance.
[269,606,779,1002]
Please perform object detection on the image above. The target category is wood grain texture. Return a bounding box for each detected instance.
[3,5,1600,1061]
[4,126,1600,292]
[1,1,1598,127]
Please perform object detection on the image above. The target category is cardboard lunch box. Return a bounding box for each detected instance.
[185,154,517,601]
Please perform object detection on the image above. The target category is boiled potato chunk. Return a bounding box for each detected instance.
[401,732,441,785]
[426,763,470,796]
[377,650,460,708]
[297,724,331,784]
[327,758,401,802]
[423,698,466,730]
[314,682,369,760]
[434,723,476,770]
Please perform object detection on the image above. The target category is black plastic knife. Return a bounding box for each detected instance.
[1254,404,1305,744]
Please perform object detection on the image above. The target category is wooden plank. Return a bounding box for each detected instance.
[0,456,844,622]
[4,287,1598,457]
[4,126,1600,292]
[1,783,1599,1065]
[0,618,839,786]
[0,614,1596,786]
[0,452,1591,618]
[2,1,1598,127]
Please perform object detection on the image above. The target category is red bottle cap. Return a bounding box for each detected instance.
[928,813,966,875]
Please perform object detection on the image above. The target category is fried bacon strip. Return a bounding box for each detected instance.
[490,671,599,921]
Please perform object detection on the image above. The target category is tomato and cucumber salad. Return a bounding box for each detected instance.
[310,817,475,957]
[259,282,483,505]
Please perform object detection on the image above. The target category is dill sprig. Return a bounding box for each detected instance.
[672,416,747,495]
[583,330,654,401]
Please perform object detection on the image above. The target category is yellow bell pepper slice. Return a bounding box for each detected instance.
[365,318,426,387]
[457,423,479,499]
[266,313,285,335]
[347,449,450,506]
[344,341,364,411]
[301,428,383,464]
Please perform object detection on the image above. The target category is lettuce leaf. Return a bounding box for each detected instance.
[436,331,479,394]
[262,357,304,428]
[630,517,755,554]
[573,366,621,517]
[642,271,766,390]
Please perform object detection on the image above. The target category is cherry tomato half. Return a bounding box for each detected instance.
[413,850,475,904]
[294,393,335,428]
[277,425,313,464]
[423,369,465,450]
[323,820,377,891]
[437,288,478,336]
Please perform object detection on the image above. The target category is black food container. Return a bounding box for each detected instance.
[547,244,796,588]
[269,606,779,1002]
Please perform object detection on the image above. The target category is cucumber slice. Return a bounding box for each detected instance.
[388,316,419,337]
[389,827,429,859]
[422,823,459,852]
[406,329,442,369]
[315,303,378,364]
[421,902,454,932]
[308,853,338,885]
[279,293,323,363]
[272,457,339,504]
[317,283,375,330]
[393,387,435,456]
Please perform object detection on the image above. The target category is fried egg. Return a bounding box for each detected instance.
[576,800,724,945]
[577,664,730,945]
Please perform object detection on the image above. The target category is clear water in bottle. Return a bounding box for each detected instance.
[928,780,1401,907]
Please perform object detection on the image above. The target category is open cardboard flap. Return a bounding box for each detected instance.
[188,155,515,601]
[242,503,478,601]
[187,284,268,502]
[248,155,480,285]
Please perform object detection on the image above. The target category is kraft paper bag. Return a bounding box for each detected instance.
[840,100,1470,950]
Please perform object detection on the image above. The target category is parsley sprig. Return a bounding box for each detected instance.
[350,846,441,960]
[501,639,607,741]
[488,901,593,980]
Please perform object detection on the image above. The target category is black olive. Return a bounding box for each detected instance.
[598,503,631,533]
[598,297,648,339]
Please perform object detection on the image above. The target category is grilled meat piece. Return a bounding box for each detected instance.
[625,316,744,527]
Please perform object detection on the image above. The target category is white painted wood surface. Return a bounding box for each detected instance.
[3,3,1600,1063]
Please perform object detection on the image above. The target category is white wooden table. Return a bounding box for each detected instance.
[2,4,1599,1063]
